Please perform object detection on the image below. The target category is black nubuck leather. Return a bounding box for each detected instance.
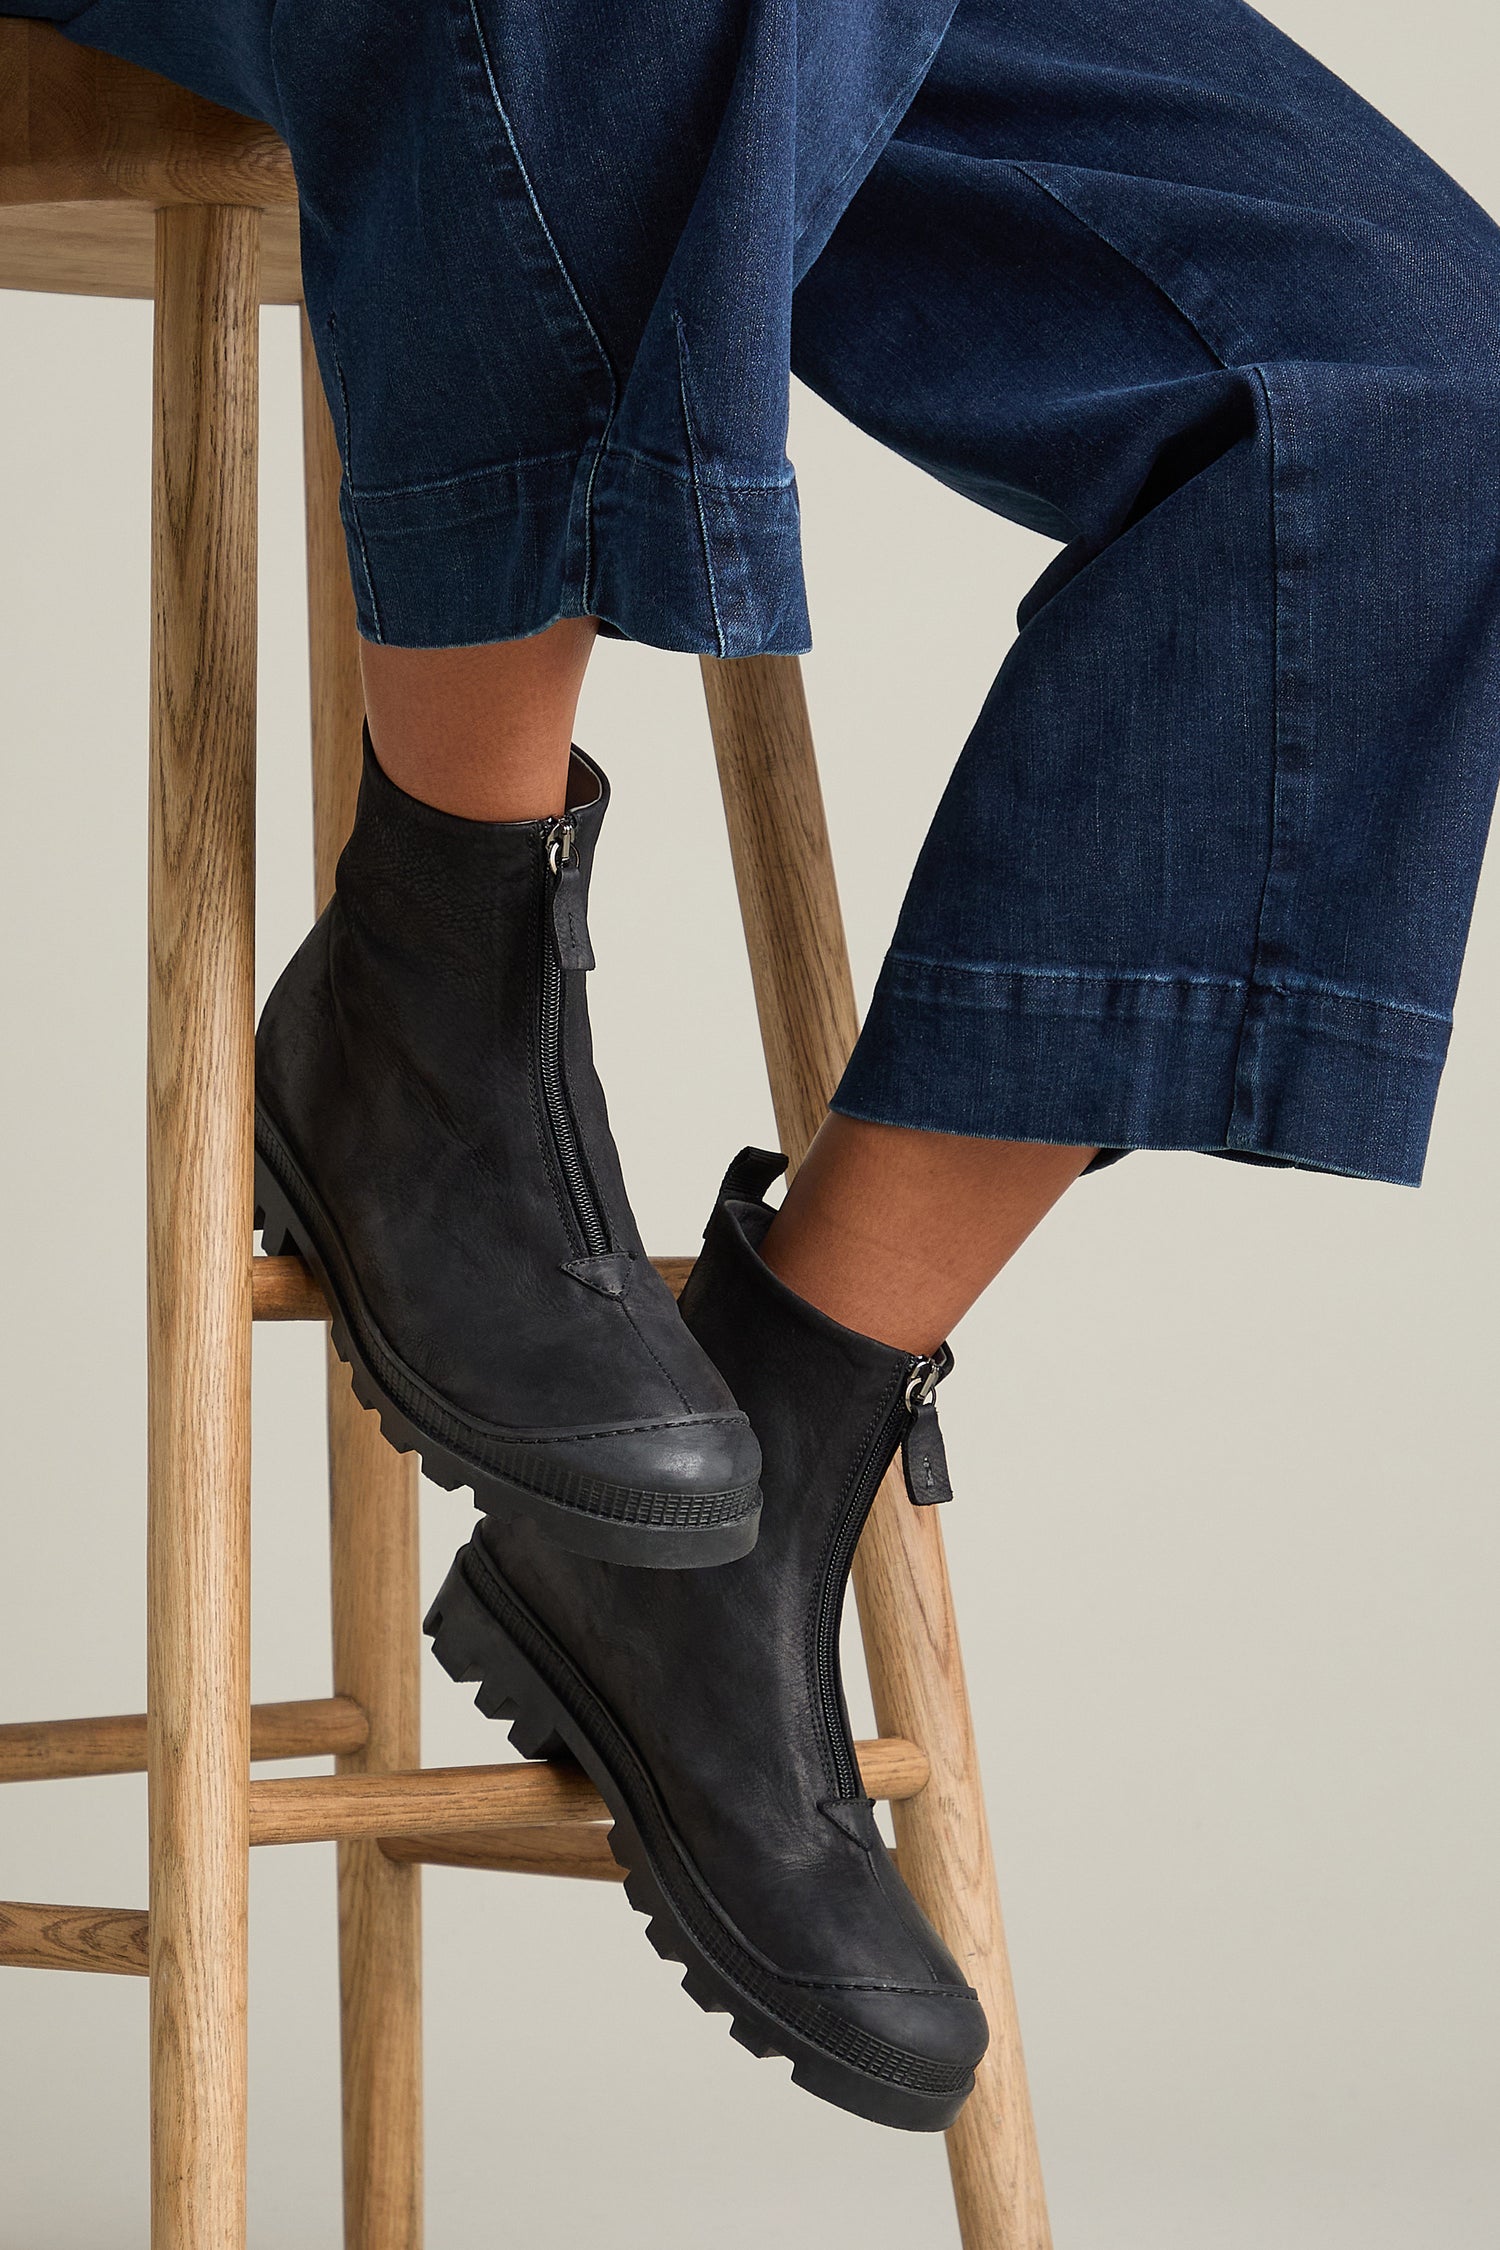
[427,1150,989,2131]
[254,731,762,1566]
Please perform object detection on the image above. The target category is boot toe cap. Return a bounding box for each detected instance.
[473,1410,763,1564]
[533,1410,762,1507]
[778,1978,990,2130]
[829,1980,991,2083]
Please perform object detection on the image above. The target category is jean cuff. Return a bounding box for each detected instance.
[338,442,812,656]
[833,956,1452,1188]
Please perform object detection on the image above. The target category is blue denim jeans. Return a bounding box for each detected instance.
[21,0,1500,1184]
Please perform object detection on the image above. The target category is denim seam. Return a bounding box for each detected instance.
[346,443,797,507]
[1266,979,1450,1025]
[324,317,382,641]
[673,314,727,658]
[607,444,797,495]
[1008,165,1238,372]
[884,952,1450,1026]
[1227,363,1292,1143]
[793,4,960,278]
[462,0,618,601]
[887,954,1243,993]
[346,447,584,505]
[1004,165,1297,1144]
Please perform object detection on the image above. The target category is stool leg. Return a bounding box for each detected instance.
[855,1485,1051,2250]
[701,654,1052,2250]
[303,317,425,2250]
[147,205,260,2250]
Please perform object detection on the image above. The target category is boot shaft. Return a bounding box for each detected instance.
[680,1148,952,1575]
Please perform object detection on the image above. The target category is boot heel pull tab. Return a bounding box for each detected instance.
[715,1146,788,1211]
[902,1346,955,1506]
[548,820,595,971]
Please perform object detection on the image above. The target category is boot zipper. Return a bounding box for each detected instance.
[538,817,609,1258]
[813,1349,952,1799]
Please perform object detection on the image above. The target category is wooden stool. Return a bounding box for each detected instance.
[0,23,1051,2249]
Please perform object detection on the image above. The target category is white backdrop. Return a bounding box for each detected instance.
[2,3,1496,2243]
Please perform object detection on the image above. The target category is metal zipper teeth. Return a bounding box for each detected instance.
[813,1363,928,1800]
[538,826,609,1259]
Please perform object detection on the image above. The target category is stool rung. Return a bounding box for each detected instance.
[380,1825,909,1885]
[250,1736,928,1849]
[382,1824,623,1883]
[252,1251,696,1320]
[0,1696,368,1784]
[0,1900,150,1977]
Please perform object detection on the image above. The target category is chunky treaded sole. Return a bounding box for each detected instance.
[253,1138,761,1569]
[424,1549,978,2133]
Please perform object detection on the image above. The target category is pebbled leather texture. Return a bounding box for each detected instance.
[254,733,760,1527]
[465,1156,989,2088]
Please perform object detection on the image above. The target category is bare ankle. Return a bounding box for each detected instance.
[360,616,598,821]
[761,1113,1094,1352]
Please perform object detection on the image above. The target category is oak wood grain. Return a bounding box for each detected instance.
[699,656,860,1168]
[304,323,426,2250]
[0,24,295,208]
[0,202,301,300]
[701,651,1054,2250]
[379,1826,625,1883]
[0,1698,367,1784]
[251,1254,328,1321]
[146,202,259,2250]
[0,1900,151,1977]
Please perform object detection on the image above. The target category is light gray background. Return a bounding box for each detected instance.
[2,2,1496,2243]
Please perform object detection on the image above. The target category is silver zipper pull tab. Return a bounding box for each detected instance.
[901,1344,954,1506]
[545,815,575,874]
[546,816,594,971]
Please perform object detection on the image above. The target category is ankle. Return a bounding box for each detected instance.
[760,1113,1095,1352]
[759,1206,946,1356]
[359,618,597,821]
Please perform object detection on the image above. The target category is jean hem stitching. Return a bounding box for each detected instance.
[882,952,1451,1028]
[344,443,797,508]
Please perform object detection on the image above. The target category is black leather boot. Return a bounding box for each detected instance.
[254,735,761,1567]
[425,1149,989,2130]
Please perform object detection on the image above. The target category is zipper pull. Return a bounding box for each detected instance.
[547,817,595,971]
[901,1345,954,1506]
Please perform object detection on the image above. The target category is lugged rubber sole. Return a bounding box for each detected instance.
[425,1547,978,2133]
[253,1128,760,1569]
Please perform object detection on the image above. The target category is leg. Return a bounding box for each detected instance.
[304,320,425,2250]
[242,18,786,1578]
[702,660,1094,1360]
[359,621,597,821]
[793,0,1500,1192]
[762,1116,1092,1353]
[147,203,259,2250]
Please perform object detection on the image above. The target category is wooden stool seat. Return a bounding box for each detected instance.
[0,22,1050,2250]
[0,19,300,296]
[0,199,302,297]
[0,20,295,205]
